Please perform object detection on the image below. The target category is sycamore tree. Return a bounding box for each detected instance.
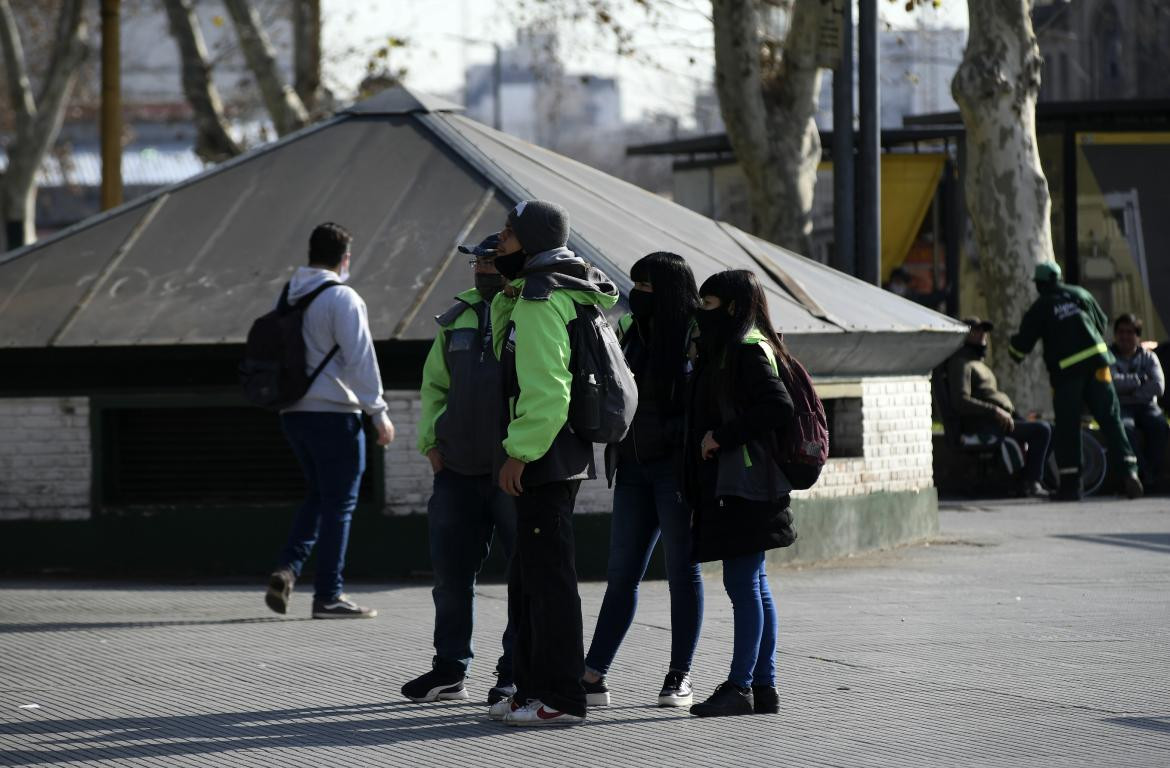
[518,0,834,254]
[951,0,1050,410]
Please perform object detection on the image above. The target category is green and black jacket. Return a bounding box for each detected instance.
[1009,282,1113,376]
[491,260,619,487]
[417,288,501,476]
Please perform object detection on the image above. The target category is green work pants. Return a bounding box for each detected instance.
[1051,363,1138,476]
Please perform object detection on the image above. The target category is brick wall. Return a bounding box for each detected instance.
[796,376,934,500]
[0,398,91,521]
[0,376,933,520]
[380,375,935,514]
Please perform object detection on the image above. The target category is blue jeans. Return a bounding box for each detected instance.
[277,412,366,602]
[429,468,517,680]
[585,458,703,676]
[722,551,776,688]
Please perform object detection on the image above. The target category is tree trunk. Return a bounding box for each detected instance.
[222,0,308,136]
[712,0,826,254]
[952,0,1051,413]
[0,0,88,251]
[293,0,322,115]
[162,0,240,163]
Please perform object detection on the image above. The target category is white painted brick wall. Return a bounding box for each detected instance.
[0,378,932,520]
[793,376,934,500]
[0,398,91,521]
[381,375,935,514]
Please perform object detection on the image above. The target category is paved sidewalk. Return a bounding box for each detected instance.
[1,497,1168,767]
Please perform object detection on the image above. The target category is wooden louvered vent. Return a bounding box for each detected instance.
[99,407,378,507]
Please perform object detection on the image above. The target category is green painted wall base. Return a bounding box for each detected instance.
[701,487,940,576]
[0,489,937,582]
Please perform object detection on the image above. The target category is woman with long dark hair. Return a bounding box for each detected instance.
[685,269,797,718]
[581,252,705,708]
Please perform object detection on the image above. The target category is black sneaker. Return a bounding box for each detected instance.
[752,684,779,714]
[487,678,516,705]
[311,594,377,619]
[657,670,693,707]
[582,677,610,707]
[264,568,294,615]
[401,669,468,702]
[690,681,754,718]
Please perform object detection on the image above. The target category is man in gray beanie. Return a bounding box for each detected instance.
[485,200,621,726]
[489,200,573,281]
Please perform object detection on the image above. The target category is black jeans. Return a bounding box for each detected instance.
[508,479,586,717]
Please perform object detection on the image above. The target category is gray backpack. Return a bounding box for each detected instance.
[568,303,639,444]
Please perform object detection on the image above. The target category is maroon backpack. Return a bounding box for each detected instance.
[761,343,829,490]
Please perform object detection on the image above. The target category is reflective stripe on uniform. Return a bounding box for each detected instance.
[1058,342,1108,370]
[1008,344,1026,360]
[1058,467,1079,475]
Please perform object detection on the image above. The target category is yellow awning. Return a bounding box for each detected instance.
[879,154,944,282]
[821,154,945,282]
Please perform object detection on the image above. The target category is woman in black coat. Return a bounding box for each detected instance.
[685,269,797,718]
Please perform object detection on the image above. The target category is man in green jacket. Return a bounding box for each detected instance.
[1008,261,1142,500]
[401,235,517,707]
[485,200,618,727]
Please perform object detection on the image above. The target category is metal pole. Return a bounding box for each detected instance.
[943,154,961,317]
[857,0,880,284]
[1062,122,1079,284]
[492,43,502,131]
[831,0,855,276]
[100,0,122,210]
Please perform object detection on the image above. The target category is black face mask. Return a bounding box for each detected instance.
[628,289,654,320]
[966,341,988,359]
[494,250,527,280]
[695,307,732,346]
[475,273,506,301]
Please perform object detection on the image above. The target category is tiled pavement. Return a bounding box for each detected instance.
[1,497,1168,767]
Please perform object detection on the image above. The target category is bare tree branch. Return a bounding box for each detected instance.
[222,0,308,136]
[0,0,36,135]
[162,0,241,163]
[1,0,88,250]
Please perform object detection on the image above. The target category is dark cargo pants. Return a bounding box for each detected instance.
[508,479,587,717]
[1052,363,1138,479]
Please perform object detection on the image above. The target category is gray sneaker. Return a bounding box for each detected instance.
[264,568,295,615]
[311,594,377,619]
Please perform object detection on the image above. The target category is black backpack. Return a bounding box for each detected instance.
[239,282,340,410]
[567,303,639,444]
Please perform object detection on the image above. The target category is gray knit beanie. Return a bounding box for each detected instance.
[507,200,570,254]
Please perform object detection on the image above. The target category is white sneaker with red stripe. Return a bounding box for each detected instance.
[487,696,522,721]
[504,699,585,727]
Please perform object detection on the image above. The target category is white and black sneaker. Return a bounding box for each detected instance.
[401,669,468,702]
[582,677,610,707]
[311,594,377,619]
[657,670,693,707]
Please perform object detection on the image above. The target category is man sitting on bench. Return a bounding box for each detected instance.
[946,318,1052,497]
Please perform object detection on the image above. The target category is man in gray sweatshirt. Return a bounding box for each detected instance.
[1110,313,1167,489]
[264,222,395,619]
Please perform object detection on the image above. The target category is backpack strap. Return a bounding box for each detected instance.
[285,280,342,386]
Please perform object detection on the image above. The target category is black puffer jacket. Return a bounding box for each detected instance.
[685,337,796,563]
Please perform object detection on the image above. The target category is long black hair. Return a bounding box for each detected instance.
[630,252,700,403]
[697,269,788,394]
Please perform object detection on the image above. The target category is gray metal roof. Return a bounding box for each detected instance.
[0,85,965,376]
